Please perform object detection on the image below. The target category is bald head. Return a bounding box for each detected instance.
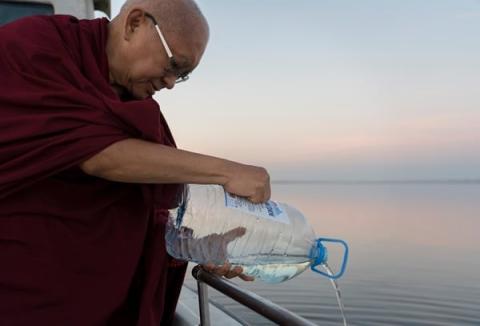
[106,0,210,99]
[119,0,209,45]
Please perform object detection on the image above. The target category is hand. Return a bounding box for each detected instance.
[223,163,271,203]
[198,227,255,282]
[178,226,247,265]
[186,226,255,281]
[202,262,255,282]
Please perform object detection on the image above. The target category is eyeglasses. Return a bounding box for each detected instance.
[145,12,190,84]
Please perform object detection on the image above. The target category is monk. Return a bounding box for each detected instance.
[0,0,271,325]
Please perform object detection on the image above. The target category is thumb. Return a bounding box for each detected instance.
[222,227,247,243]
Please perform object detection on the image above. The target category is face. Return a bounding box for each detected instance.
[116,9,207,100]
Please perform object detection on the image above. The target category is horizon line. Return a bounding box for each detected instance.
[272,179,480,185]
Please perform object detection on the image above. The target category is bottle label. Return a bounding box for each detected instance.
[224,192,290,224]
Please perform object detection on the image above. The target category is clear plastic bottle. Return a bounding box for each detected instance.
[166,184,348,283]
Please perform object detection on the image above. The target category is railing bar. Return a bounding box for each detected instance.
[192,266,317,326]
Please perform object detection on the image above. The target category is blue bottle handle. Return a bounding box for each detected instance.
[310,238,349,280]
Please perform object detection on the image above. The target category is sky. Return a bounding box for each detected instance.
[109,0,480,181]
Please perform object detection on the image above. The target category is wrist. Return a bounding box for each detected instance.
[216,159,237,186]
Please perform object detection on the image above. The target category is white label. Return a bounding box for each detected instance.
[224,192,290,224]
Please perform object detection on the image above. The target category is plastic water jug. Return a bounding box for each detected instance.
[166,184,348,283]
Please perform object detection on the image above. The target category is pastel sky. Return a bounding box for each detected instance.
[110,0,480,180]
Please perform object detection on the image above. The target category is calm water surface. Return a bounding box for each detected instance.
[184,183,480,325]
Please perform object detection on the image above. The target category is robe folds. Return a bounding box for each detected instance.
[0,15,187,325]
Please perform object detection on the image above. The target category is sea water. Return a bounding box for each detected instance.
[185,183,480,325]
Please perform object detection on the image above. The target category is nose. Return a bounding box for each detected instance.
[163,75,176,90]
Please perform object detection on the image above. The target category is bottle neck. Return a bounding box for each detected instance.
[310,239,328,267]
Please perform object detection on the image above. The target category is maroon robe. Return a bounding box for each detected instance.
[0,15,187,325]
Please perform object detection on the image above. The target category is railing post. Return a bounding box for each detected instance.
[197,278,211,326]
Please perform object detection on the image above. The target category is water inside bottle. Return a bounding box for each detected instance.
[231,254,311,283]
[322,263,347,326]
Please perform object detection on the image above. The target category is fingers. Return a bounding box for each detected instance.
[238,273,255,282]
[202,262,216,272]
[201,263,255,282]
[216,262,231,275]
[265,181,271,201]
[202,261,231,275]
[223,164,271,204]
[226,266,255,282]
[222,227,246,243]
[248,176,271,204]
[224,265,243,279]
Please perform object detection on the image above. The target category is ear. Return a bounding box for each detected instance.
[124,8,147,41]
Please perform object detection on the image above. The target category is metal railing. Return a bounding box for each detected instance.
[192,265,317,326]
